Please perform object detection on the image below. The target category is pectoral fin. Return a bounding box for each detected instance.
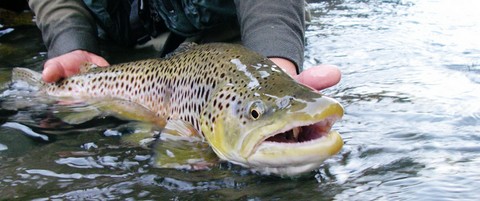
[152,120,218,170]
[159,119,200,140]
[152,137,218,171]
[105,122,162,149]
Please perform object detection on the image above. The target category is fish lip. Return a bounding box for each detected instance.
[243,113,343,175]
[250,96,344,149]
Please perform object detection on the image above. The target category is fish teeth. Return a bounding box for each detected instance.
[292,127,301,140]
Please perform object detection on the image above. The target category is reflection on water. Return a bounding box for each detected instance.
[305,0,480,200]
[1,0,480,199]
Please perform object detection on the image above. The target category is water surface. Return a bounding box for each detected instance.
[1,0,480,200]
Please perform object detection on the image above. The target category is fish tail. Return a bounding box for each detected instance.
[11,67,45,88]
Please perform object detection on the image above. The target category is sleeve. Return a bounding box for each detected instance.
[28,0,100,58]
[234,0,305,72]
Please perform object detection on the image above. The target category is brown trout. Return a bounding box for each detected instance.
[12,43,344,176]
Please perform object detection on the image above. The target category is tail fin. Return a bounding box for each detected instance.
[11,67,45,88]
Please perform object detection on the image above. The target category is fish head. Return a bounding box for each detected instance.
[200,52,344,177]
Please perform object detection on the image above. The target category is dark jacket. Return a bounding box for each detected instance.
[28,0,305,71]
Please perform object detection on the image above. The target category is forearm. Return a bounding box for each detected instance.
[234,0,305,73]
[29,0,100,58]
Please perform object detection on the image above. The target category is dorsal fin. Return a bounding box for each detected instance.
[164,42,198,58]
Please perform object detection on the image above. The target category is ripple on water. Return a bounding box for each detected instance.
[0,143,7,151]
[1,0,480,200]
[332,157,425,199]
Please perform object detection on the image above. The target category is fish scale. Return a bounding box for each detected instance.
[12,43,345,176]
[42,43,263,133]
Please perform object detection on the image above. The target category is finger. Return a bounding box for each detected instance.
[42,60,66,83]
[88,53,110,67]
[296,64,341,91]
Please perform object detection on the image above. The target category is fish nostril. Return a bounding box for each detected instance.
[276,96,293,109]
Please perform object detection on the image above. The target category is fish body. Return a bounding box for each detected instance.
[12,43,344,176]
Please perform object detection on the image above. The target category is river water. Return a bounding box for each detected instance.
[1,0,479,200]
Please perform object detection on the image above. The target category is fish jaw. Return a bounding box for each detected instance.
[238,96,344,176]
[247,124,343,177]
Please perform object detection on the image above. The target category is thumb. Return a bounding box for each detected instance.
[42,60,66,83]
[296,65,341,91]
[87,53,110,67]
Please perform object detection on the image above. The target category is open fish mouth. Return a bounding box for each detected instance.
[263,116,336,144]
[246,115,343,176]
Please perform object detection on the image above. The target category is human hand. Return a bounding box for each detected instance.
[269,58,341,91]
[42,50,110,83]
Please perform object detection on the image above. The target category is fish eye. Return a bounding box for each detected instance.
[248,101,265,120]
[251,109,260,119]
